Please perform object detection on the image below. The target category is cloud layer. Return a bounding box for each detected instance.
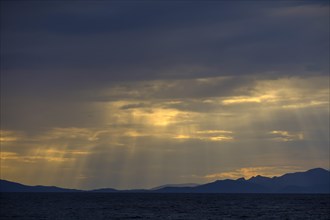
[1,1,329,189]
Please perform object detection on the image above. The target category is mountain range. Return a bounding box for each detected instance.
[1,168,329,193]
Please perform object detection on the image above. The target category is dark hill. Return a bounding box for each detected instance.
[1,168,329,193]
[0,179,80,192]
[154,168,330,193]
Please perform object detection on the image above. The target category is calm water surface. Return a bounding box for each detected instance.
[1,193,329,219]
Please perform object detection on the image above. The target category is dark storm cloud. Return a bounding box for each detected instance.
[0,1,277,34]
[120,103,148,110]
[1,0,329,131]
[90,76,256,102]
[1,1,328,92]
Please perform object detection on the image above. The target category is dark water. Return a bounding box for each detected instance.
[1,193,329,220]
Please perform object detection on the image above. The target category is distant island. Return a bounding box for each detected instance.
[1,168,329,193]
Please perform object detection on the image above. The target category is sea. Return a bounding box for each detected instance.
[1,193,329,219]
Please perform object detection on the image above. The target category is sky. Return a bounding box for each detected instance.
[0,0,329,190]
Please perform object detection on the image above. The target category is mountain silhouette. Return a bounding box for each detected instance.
[246,168,330,193]
[1,168,329,193]
[89,188,118,193]
[151,183,200,190]
[155,168,329,193]
[0,179,80,192]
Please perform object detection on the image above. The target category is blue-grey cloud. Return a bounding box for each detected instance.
[1,1,328,87]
